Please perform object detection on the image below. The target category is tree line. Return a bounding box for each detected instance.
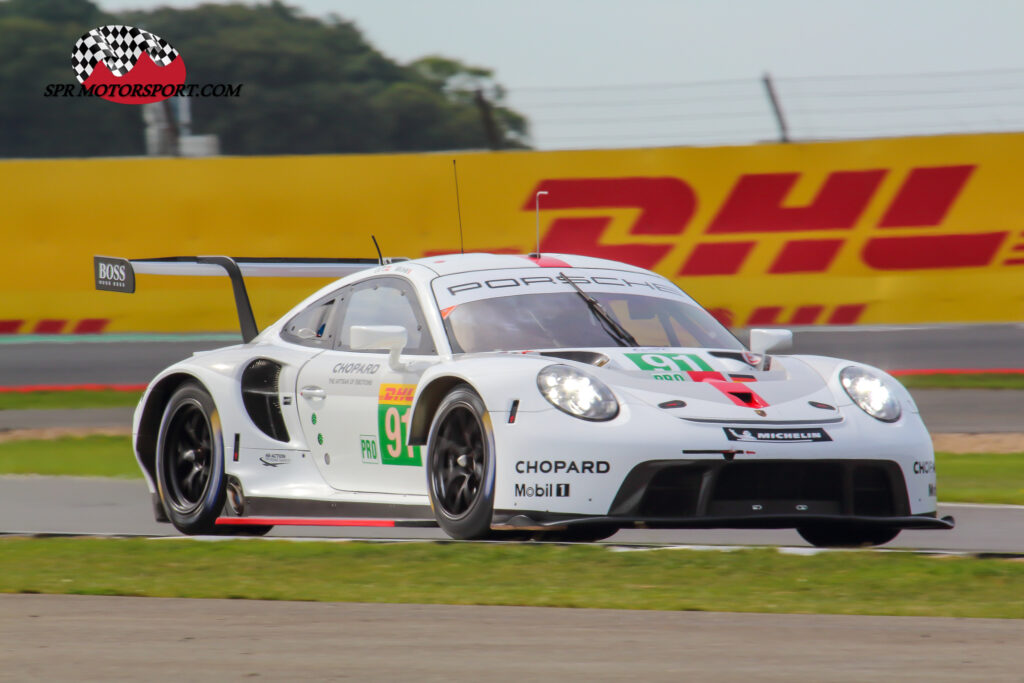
[0,0,529,158]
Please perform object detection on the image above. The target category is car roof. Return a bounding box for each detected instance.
[400,252,656,278]
[266,251,683,339]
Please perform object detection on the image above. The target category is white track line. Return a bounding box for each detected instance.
[941,502,1024,511]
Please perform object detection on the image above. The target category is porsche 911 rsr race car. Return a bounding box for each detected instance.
[94,252,954,546]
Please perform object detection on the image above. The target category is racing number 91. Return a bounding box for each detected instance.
[377,384,422,466]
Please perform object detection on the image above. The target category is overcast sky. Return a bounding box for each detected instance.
[98,0,1024,148]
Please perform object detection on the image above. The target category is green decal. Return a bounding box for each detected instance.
[652,373,688,382]
[624,352,694,373]
[377,403,422,466]
[311,413,317,425]
[317,433,323,445]
[360,435,380,464]
[685,353,713,371]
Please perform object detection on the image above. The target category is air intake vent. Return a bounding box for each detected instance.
[730,391,755,404]
[241,359,289,442]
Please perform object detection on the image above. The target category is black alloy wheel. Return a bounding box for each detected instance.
[427,385,495,539]
[156,381,274,536]
[163,401,214,515]
[155,382,228,535]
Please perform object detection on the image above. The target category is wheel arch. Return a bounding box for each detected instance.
[135,372,209,482]
[408,376,478,446]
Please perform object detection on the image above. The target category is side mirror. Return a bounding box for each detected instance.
[350,325,408,371]
[749,328,793,355]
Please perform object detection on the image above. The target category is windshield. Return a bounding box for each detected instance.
[442,291,743,353]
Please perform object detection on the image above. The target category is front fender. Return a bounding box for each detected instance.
[408,355,558,445]
[792,354,920,415]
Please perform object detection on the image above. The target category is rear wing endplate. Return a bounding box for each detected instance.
[93,255,402,343]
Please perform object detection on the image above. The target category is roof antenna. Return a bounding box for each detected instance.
[371,234,383,265]
[532,190,549,257]
[452,159,465,254]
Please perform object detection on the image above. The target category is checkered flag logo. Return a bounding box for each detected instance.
[72,25,180,84]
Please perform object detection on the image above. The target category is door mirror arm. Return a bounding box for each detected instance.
[349,325,410,371]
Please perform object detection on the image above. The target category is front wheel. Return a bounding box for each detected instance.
[426,385,495,540]
[797,524,900,548]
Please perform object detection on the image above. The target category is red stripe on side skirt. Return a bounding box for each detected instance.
[215,518,398,527]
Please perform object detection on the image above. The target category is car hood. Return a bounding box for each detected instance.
[514,347,842,423]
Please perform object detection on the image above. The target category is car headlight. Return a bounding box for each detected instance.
[839,366,901,422]
[537,364,619,421]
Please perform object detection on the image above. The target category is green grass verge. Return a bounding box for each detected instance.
[936,452,1024,505]
[0,390,142,411]
[0,438,1022,504]
[0,538,1022,617]
[0,436,140,478]
[898,373,1024,390]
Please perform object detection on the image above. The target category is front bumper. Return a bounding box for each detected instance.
[492,394,939,516]
[494,457,954,532]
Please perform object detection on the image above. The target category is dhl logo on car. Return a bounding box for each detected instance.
[379,384,416,405]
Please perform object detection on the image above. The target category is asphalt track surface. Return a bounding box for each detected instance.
[2,323,1023,387]
[2,594,1021,682]
[1,475,1021,553]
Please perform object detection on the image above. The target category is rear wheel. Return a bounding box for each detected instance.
[797,524,900,548]
[426,385,495,540]
[156,381,272,536]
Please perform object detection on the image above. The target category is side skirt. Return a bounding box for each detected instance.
[219,495,437,528]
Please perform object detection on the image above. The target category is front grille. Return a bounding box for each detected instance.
[714,461,843,502]
[638,467,703,517]
[852,466,896,516]
[614,460,907,519]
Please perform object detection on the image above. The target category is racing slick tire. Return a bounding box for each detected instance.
[426,384,496,540]
[156,381,272,536]
[796,524,900,548]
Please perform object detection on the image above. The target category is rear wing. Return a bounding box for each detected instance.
[93,255,403,343]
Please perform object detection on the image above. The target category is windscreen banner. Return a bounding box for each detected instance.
[3,132,1023,333]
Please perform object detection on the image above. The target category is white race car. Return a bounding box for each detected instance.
[94,252,953,546]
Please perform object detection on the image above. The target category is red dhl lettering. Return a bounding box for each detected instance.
[709,303,867,328]
[707,170,887,233]
[379,385,416,404]
[511,167,1012,275]
[522,177,696,270]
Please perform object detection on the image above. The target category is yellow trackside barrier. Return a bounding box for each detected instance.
[3,132,1023,333]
